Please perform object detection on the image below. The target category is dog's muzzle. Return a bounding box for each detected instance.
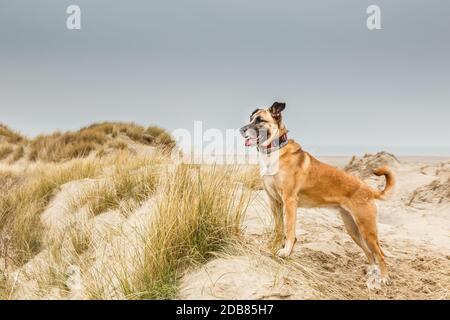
[240,124,260,147]
[239,124,252,138]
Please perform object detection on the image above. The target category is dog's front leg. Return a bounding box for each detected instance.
[277,196,297,258]
[268,198,284,251]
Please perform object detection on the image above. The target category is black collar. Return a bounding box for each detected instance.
[258,133,289,154]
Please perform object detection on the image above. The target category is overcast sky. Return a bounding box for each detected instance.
[0,0,449,155]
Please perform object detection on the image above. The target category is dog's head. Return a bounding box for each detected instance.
[240,102,287,148]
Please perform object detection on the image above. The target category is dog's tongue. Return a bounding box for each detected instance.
[245,138,252,147]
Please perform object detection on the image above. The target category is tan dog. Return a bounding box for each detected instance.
[240,102,395,287]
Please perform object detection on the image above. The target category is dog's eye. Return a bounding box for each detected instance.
[255,117,262,124]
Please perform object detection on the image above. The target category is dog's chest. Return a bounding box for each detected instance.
[258,152,280,176]
[259,151,283,201]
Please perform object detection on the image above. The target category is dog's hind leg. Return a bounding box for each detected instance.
[351,203,390,286]
[339,208,375,265]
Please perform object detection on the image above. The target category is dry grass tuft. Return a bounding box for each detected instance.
[0,144,14,160]
[132,166,250,299]
[0,273,14,300]
[145,125,175,148]
[240,165,264,190]
[0,171,23,193]
[0,124,26,144]
[70,164,160,216]
[10,146,25,163]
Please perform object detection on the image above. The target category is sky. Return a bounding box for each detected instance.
[0,0,449,155]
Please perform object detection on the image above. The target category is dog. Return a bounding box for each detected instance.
[240,102,395,287]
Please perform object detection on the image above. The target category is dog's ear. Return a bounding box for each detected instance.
[269,102,286,117]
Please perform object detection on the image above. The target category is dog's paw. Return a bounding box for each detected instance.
[366,265,382,290]
[381,276,392,286]
[276,247,292,258]
[366,277,381,290]
[365,264,378,275]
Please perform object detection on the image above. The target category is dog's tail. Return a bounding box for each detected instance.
[372,166,395,200]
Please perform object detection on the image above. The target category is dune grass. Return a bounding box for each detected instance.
[129,166,251,299]
[10,146,25,162]
[0,144,14,160]
[70,161,161,216]
[240,165,263,190]
[28,122,175,162]
[1,122,175,163]
[0,160,103,265]
[144,125,175,148]
[0,124,26,144]
[0,171,22,193]
[0,273,13,300]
